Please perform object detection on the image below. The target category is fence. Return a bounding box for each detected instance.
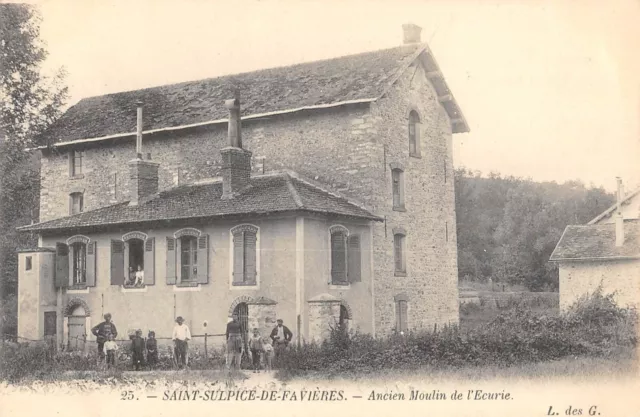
[2,332,228,360]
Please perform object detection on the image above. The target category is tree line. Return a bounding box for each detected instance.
[454,169,614,291]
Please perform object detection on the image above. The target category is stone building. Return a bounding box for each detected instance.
[17,24,469,351]
[550,178,640,310]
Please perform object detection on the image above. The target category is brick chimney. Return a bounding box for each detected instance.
[615,177,625,247]
[402,23,422,44]
[221,91,252,199]
[128,102,159,206]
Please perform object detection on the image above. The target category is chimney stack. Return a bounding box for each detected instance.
[128,102,159,206]
[615,177,625,247]
[220,91,252,199]
[402,23,422,44]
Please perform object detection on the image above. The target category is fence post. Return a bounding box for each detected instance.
[204,333,208,360]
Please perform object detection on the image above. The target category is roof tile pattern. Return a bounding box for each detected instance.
[550,220,640,261]
[19,172,380,233]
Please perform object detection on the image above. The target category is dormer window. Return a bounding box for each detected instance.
[408,110,421,157]
[70,150,83,177]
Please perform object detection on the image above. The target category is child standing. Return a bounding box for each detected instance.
[131,329,145,371]
[262,337,273,371]
[103,334,118,369]
[146,331,158,368]
[249,329,263,373]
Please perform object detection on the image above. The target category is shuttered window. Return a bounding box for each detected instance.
[70,242,87,285]
[54,243,69,288]
[180,236,198,281]
[331,231,347,284]
[232,226,258,285]
[408,110,421,157]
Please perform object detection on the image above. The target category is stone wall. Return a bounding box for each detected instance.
[37,59,460,337]
[559,259,640,310]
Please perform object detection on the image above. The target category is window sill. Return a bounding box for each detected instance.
[69,174,85,180]
[232,282,258,287]
[67,286,89,294]
[393,206,406,212]
[173,284,201,292]
[394,271,407,277]
[329,282,351,290]
[409,153,422,159]
[121,285,148,293]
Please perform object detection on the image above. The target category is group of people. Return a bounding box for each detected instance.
[91,313,159,370]
[91,312,294,372]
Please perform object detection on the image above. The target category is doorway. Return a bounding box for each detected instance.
[67,306,86,351]
[233,302,249,351]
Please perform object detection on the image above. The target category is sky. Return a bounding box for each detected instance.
[30,0,640,192]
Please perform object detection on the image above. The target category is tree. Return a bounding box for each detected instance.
[0,4,68,337]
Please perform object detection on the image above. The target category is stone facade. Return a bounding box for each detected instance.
[559,260,640,310]
[27,50,460,343]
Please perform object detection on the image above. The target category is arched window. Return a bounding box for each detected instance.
[408,110,421,157]
[180,235,198,282]
[69,192,84,215]
[393,228,407,276]
[391,168,405,210]
[70,242,87,285]
[231,225,258,286]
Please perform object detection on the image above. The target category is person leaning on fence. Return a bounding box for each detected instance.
[103,334,118,369]
[225,314,243,372]
[131,329,145,371]
[146,331,158,368]
[92,313,117,360]
[172,316,191,369]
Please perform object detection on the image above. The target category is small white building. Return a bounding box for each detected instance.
[550,179,640,310]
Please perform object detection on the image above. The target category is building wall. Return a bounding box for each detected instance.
[38,216,299,348]
[37,57,459,336]
[559,260,640,310]
[302,217,374,339]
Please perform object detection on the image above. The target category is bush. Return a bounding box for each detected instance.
[278,289,637,379]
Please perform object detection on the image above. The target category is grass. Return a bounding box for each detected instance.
[285,348,639,383]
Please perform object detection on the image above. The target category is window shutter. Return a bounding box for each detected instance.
[394,235,403,272]
[110,240,124,285]
[86,242,97,287]
[54,243,69,288]
[196,235,209,284]
[232,232,244,284]
[331,232,347,283]
[347,234,361,283]
[144,238,155,285]
[244,231,257,283]
[166,237,176,285]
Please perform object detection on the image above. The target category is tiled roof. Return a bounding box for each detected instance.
[18,172,381,233]
[38,43,468,146]
[549,219,640,261]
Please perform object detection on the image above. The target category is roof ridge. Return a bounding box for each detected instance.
[74,45,421,103]
[588,186,640,225]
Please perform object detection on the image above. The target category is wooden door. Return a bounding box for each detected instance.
[68,316,86,351]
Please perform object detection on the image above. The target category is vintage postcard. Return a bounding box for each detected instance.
[1,1,639,416]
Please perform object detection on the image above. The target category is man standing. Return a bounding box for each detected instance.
[172,316,191,369]
[270,319,292,363]
[225,313,244,372]
[92,313,117,360]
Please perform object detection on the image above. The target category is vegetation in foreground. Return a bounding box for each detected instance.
[276,289,637,380]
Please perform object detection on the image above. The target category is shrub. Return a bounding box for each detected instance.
[278,289,636,379]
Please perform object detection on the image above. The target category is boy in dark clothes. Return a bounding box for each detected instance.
[146,331,158,368]
[131,329,145,371]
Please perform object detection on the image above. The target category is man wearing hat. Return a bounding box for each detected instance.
[92,313,118,360]
[269,319,293,363]
[172,316,191,369]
